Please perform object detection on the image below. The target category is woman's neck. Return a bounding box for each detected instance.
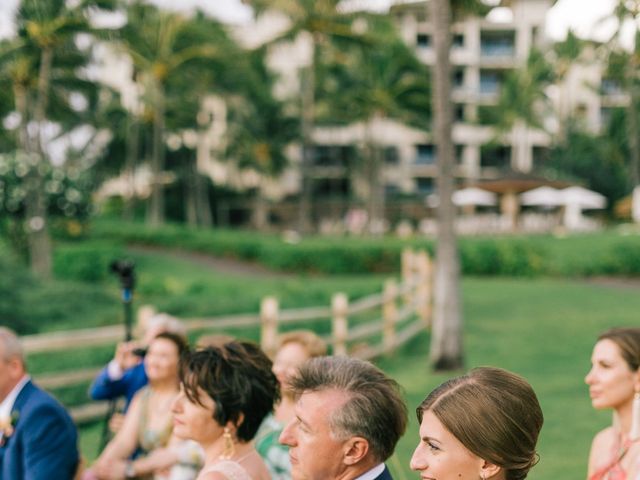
[149,378,178,393]
[203,438,252,466]
[615,399,634,438]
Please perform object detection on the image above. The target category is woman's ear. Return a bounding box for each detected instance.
[227,412,245,432]
[479,460,501,479]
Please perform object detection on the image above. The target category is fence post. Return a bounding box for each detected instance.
[260,296,279,357]
[401,247,415,307]
[383,279,398,355]
[332,293,349,356]
[416,250,432,326]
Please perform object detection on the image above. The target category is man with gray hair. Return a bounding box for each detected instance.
[279,356,407,480]
[0,327,79,479]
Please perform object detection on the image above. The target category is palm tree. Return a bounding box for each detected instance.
[115,2,231,226]
[225,46,299,230]
[429,0,463,370]
[0,0,114,277]
[429,0,492,371]
[315,14,430,232]
[494,48,554,171]
[247,0,365,233]
[551,30,586,138]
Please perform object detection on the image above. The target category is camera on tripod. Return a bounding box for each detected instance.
[110,260,135,290]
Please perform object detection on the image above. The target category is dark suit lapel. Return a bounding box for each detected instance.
[0,379,33,450]
[374,465,393,480]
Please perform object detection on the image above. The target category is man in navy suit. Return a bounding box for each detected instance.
[0,327,79,479]
[279,356,407,480]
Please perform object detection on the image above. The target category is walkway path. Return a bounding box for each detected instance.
[127,245,291,278]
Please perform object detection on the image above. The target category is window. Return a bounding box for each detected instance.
[479,70,503,96]
[532,147,550,169]
[480,30,515,57]
[602,78,623,96]
[415,144,436,165]
[384,146,400,164]
[385,184,401,197]
[311,145,355,167]
[416,33,431,48]
[453,69,465,88]
[480,144,511,169]
[415,177,435,195]
[453,33,465,49]
[312,178,350,197]
[455,144,464,164]
[454,104,465,122]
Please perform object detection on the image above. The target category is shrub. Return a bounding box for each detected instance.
[0,242,33,333]
[53,243,126,282]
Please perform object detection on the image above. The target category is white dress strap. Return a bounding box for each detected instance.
[202,460,253,480]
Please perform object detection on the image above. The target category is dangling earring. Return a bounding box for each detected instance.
[630,389,640,441]
[220,427,236,459]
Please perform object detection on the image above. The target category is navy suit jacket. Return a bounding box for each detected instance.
[88,362,147,410]
[375,465,393,480]
[0,380,79,479]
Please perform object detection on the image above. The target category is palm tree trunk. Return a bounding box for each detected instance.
[148,85,166,226]
[123,112,139,221]
[185,162,198,227]
[429,0,464,371]
[195,171,213,227]
[297,38,317,234]
[26,46,54,279]
[365,116,384,235]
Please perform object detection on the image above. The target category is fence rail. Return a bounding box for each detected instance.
[26,248,433,423]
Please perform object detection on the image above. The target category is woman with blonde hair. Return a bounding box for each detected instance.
[586,327,640,480]
[255,330,327,479]
[411,367,543,480]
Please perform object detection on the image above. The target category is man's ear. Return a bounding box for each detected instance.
[7,356,24,380]
[342,436,370,466]
[479,459,501,479]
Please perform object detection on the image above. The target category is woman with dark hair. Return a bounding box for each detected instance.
[410,367,543,480]
[171,341,279,480]
[586,327,640,480]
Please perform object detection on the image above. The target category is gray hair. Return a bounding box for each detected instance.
[290,356,407,462]
[0,327,25,363]
[148,313,186,337]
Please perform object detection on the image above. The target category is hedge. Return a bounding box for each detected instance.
[88,220,640,277]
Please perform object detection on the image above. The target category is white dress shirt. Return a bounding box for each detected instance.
[354,463,386,480]
[0,374,30,419]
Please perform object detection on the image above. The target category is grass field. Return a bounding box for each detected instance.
[69,273,639,479]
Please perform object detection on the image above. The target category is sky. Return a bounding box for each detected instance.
[0,0,621,43]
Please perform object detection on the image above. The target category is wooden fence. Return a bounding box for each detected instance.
[22,248,433,423]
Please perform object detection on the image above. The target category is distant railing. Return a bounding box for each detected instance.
[24,248,433,423]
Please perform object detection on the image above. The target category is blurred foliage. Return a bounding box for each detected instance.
[547,122,630,211]
[90,219,640,277]
[53,242,126,282]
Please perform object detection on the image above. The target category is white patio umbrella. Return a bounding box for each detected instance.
[520,186,563,207]
[452,187,497,207]
[559,186,607,209]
